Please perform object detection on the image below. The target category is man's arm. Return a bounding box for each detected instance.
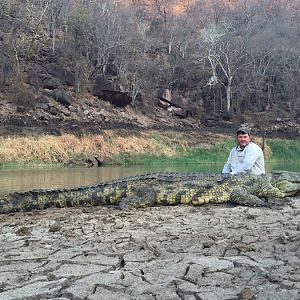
[222,150,233,174]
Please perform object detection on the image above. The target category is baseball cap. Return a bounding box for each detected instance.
[236,126,250,135]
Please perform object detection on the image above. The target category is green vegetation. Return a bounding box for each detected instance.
[0,161,63,169]
[111,139,300,166]
[267,140,300,161]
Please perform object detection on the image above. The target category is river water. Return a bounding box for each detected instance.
[0,161,299,194]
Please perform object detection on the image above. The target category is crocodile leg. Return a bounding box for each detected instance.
[230,189,271,207]
[118,186,156,209]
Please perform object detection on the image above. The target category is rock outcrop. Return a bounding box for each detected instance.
[91,75,132,108]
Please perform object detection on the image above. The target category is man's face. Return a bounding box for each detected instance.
[236,133,251,148]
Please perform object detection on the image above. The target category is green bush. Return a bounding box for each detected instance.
[267,139,300,161]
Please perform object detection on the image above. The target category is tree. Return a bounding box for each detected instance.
[200,23,248,114]
[47,0,67,54]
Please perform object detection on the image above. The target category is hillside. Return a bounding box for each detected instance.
[0,0,299,139]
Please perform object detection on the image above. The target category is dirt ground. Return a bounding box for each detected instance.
[0,198,299,300]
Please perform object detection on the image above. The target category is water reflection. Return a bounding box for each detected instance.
[0,161,299,194]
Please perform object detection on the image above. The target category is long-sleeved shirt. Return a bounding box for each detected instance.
[222,142,265,175]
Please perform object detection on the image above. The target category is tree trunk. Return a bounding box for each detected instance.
[226,76,232,113]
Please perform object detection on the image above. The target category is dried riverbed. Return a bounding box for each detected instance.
[0,199,300,300]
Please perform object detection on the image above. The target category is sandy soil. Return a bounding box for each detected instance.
[0,198,299,300]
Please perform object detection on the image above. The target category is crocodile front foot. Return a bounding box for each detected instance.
[230,189,271,207]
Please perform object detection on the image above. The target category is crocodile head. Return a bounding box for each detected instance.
[271,171,300,197]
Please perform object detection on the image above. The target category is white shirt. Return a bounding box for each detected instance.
[222,142,265,175]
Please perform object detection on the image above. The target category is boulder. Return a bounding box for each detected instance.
[158,99,170,109]
[29,64,48,85]
[156,88,172,102]
[101,90,132,108]
[167,106,186,118]
[45,89,74,107]
[91,75,132,108]
[27,75,43,89]
[171,95,195,118]
[91,76,116,96]
[156,91,192,118]
[31,63,47,76]
[86,156,104,167]
[42,77,61,90]
[170,95,189,109]
[45,63,75,86]
[36,95,50,110]
[49,106,58,115]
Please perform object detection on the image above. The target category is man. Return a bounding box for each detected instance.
[222,126,265,175]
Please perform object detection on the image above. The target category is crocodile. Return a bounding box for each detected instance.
[0,171,299,214]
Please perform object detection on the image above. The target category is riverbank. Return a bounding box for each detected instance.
[0,130,228,167]
[0,130,299,168]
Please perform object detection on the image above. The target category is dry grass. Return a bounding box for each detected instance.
[0,131,193,165]
[254,137,272,159]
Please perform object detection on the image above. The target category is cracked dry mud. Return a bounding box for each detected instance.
[0,199,299,300]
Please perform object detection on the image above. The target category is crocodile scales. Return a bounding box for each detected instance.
[0,171,299,214]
